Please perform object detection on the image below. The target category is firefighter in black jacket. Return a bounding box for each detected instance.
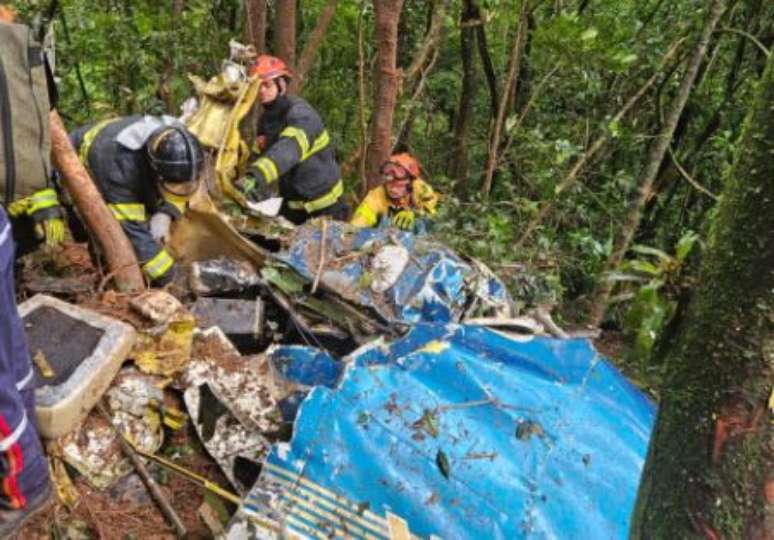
[70,116,203,285]
[234,55,349,224]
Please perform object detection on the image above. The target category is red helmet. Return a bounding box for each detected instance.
[380,153,421,180]
[249,55,293,82]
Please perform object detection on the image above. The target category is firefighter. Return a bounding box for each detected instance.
[1,4,65,257]
[233,55,349,224]
[69,116,203,285]
[351,153,439,233]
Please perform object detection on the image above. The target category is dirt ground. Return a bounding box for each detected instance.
[19,422,235,539]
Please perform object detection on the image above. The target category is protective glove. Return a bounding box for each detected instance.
[36,218,65,247]
[392,209,416,231]
[234,173,275,203]
[150,212,173,242]
[9,188,66,247]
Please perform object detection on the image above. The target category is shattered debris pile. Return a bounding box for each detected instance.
[17,213,656,539]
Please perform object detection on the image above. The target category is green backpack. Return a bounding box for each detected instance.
[0,20,52,205]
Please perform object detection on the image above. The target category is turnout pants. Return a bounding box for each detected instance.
[0,208,49,510]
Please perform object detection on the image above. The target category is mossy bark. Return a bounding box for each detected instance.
[631,49,774,538]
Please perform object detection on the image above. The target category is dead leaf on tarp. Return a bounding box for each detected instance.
[516,419,545,441]
[412,409,440,439]
[436,449,451,479]
[132,314,195,377]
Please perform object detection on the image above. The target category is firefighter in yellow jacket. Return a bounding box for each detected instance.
[351,153,438,233]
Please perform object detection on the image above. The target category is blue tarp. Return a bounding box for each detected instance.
[236,324,656,539]
[274,221,511,324]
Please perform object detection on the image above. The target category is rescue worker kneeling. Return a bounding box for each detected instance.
[233,55,349,224]
[351,153,438,233]
[70,116,203,285]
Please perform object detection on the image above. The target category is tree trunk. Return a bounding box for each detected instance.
[480,1,528,197]
[404,0,448,81]
[631,47,774,539]
[474,5,498,117]
[244,0,267,53]
[275,0,296,65]
[49,111,144,291]
[356,0,369,198]
[158,0,185,113]
[589,0,725,326]
[365,0,404,190]
[449,0,478,185]
[291,0,338,92]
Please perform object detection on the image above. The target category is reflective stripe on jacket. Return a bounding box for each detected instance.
[248,96,341,214]
[351,178,439,228]
[70,116,177,283]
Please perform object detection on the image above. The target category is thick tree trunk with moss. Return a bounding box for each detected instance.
[631,51,774,539]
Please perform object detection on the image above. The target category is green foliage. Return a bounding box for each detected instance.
[12,0,772,379]
[608,231,700,363]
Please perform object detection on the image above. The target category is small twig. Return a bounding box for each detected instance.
[714,27,771,57]
[96,402,188,538]
[463,452,498,461]
[98,262,145,293]
[668,146,719,201]
[437,398,497,413]
[311,219,328,294]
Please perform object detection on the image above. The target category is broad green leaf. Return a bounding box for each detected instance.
[505,114,518,133]
[581,28,599,41]
[603,271,648,283]
[676,231,700,263]
[631,244,673,263]
[621,259,662,276]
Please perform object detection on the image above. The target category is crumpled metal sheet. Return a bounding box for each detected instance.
[132,313,195,377]
[182,328,291,493]
[230,324,656,539]
[267,345,343,389]
[275,220,512,325]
